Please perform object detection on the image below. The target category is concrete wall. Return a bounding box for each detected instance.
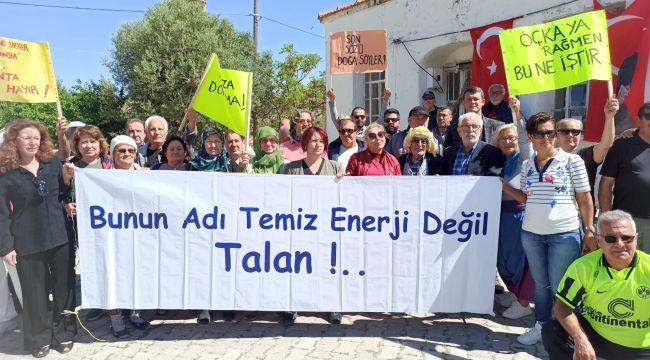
[321,0,620,139]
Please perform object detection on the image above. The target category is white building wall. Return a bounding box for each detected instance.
[321,0,620,139]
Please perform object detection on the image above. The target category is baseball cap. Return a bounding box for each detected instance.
[409,106,429,117]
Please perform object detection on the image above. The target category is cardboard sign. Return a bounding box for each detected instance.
[0,37,59,103]
[191,54,252,136]
[330,30,387,74]
[500,10,611,95]
[76,170,502,314]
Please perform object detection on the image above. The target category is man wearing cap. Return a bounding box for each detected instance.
[386,106,430,156]
[421,89,441,133]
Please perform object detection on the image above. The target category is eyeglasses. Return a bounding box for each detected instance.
[557,129,583,136]
[498,136,518,143]
[367,132,386,140]
[383,117,399,124]
[339,128,355,135]
[353,114,366,119]
[411,138,429,144]
[460,124,481,131]
[33,178,47,197]
[117,148,136,154]
[603,234,636,244]
[641,113,650,120]
[532,130,557,139]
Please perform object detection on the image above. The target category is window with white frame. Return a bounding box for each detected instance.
[554,82,589,120]
[364,71,385,123]
[445,62,472,107]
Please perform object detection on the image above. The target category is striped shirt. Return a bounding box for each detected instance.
[520,148,590,234]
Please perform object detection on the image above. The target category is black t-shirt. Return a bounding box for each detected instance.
[600,133,650,219]
[576,145,599,206]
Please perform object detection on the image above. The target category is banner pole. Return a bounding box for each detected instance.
[178,55,215,133]
[606,79,613,98]
[245,72,253,153]
[56,100,63,118]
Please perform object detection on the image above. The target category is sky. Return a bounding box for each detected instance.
[0,0,346,86]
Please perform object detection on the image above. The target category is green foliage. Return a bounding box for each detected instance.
[106,0,254,130]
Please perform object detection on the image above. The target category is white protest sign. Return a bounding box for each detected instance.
[75,170,501,314]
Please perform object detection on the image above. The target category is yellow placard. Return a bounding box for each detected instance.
[0,36,59,103]
[191,54,252,136]
[499,10,611,96]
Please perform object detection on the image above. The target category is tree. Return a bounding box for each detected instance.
[106,0,254,131]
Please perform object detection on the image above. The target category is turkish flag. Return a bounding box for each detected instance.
[470,18,517,100]
[585,1,650,141]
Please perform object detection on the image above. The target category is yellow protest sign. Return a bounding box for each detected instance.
[191,54,252,136]
[0,37,59,103]
[499,10,611,96]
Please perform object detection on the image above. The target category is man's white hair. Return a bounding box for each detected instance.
[598,210,636,233]
[144,115,168,131]
[488,83,505,93]
[458,112,483,127]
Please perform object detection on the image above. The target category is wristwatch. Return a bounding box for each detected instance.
[583,226,596,234]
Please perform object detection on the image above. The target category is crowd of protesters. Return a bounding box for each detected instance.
[0,83,648,358]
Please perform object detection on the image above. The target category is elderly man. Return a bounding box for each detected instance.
[482,84,513,123]
[387,106,430,156]
[441,112,504,176]
[542,210,650,359]
[599,102,650,253]
[138,115,168,168]
[225,130,252,173]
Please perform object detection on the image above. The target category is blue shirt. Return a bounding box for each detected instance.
[452,143,478,175]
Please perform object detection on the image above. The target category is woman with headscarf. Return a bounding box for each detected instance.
[397,126,442,175]
[190,127,228,173]
[252,126,283,174]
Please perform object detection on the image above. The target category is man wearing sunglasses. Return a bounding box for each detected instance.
[556,98,619,209]
[327,116,365,171]
[599,102,650,253]
[543,210,650,359]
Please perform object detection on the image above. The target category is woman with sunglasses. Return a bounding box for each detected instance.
[327,116,365,171]
[502,113,595,346]
[0,119,76,357]
[102,136,150,338]
[397,126,442,176]
[345,123,401,176]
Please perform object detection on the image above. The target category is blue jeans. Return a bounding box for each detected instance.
[520,229,581,324]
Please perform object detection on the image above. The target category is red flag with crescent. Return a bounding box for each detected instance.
[470,18,517,100]
[585,0,650,140]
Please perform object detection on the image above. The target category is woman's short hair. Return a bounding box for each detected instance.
[526,112,555,135]
[72,125,109,157]
[492,123,518,146]
[159,135,189,163]
[403,126,436,154]
[363,123,386,142]
[0,119,54,172]
[300,126,329,152]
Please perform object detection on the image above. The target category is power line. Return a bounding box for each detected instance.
[0,1,144,13]
[260,15,324,39]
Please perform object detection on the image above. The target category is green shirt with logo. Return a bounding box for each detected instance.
[555,249,650,349]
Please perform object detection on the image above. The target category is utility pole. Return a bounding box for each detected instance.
[251,0,259,134]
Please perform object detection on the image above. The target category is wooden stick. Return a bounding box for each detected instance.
[56,100,63,118]
[606,79,614,98]
[178,54,215,133]
[244,72,254,172]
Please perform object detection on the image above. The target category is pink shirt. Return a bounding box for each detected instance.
[280,140,328,162]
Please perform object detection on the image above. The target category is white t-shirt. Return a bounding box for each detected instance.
[520,148,591,234]
[337,144,358,171]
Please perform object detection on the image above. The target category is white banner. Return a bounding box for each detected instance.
[76,170,502,314]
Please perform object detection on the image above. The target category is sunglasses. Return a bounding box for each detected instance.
[532,130,557,139]
[367,132,386,140]
[117,148,137,154]
[339,128,355,135]
[33,178,47,197]
[641,113,650,120]
[557,129,583,136]
[603,234,636,244]
[383,117,399,124]
[353,114,366,119]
